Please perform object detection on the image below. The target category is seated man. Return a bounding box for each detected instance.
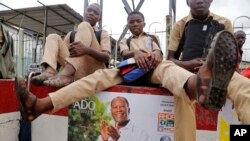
[15,12,239,139]
[167,0,250,140]
[31,3,111,87]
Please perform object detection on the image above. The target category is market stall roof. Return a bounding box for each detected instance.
[0,4,83,36]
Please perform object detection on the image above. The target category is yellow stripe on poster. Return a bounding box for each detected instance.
[218,116,229,141]
[217,99,240,141]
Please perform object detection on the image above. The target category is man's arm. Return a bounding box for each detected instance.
[168,50,204,73]
[68,41,110,63]
[120,38,162,71]
[69,30,111,63]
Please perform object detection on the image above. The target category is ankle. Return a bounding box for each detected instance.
[36,97,54,114]
[45,66,57,73]
[61,64,76,76]
[185,75,197,100]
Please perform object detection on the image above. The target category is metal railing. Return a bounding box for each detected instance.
[4,25,43,77]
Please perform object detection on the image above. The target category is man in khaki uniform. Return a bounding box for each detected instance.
[16,11,239,141]
[168,0,250,140]
[31,3,111,87]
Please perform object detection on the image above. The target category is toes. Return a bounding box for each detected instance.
[31,74,50,86]
[43,80,50,86]
[43,76,73,87]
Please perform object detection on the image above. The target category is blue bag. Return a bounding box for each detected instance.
[118,58,149,83]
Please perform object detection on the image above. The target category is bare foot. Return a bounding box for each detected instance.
[43,74,74,87]
[31,67,56,86]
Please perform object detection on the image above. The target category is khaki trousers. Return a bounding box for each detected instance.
[41,34,69,70]
[49,60,193,111]
[175,72,250,141]
[228,72,250,124]
[41,22,105,80]
[49,61,250,140]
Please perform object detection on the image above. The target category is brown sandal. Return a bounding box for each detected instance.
[15,77,38,121]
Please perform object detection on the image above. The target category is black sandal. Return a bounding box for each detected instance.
[197,30,237,111]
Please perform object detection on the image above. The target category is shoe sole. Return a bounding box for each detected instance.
[202,30,237,110]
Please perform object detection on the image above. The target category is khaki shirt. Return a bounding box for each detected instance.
[168,12,233,51]
[119,32,160,54]
[64,24,111,53]
[93,26,111,53]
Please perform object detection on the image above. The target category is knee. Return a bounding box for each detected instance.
[46,34,61,40]
[77,21,92,30]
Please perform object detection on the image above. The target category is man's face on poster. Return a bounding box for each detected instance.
[111,98,130,123]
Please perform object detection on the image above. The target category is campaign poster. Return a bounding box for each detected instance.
[68,91,174,141]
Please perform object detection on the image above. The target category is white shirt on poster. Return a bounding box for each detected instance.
[117,121,149,141]
[98,121,149,141]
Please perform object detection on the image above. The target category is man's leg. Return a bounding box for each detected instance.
[150,61,196,141]
[44,22,105,87]
[227,72,250,124]
[150,30,237,141]
[15,68,123,121]
[41,34,70,71]
[31,34,69,85]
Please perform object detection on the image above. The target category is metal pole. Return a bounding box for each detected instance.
[99,0,103,29]
[43,7,48,50]
[173,0,176,23]
[131,0,135,11]
[84,0,89,15]
[165,15,172,59]
[17,29,24,76]
[169,0,172,16]
[118,0,144,43]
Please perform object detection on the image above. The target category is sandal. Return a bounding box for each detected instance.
[196,30,237,111]
[30,70,56,86]
[43,74,74,87]
[15,77,38,121]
